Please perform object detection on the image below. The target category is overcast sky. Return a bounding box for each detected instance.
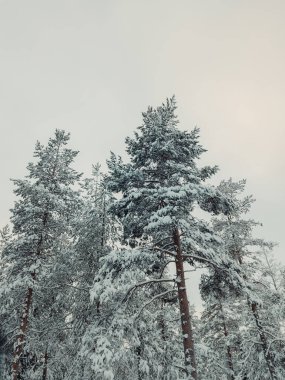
[1,0,284,307]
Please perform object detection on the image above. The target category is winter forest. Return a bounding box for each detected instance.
[0,97,284,380]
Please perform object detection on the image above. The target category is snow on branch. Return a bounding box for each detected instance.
[135,289,177,319]
[122,278,175,303]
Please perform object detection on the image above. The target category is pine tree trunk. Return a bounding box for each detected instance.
[12,287,33,380]
[173,228,197,380]
[12,212,49,379]
[42,350,48,380]
[251,302,277,380]
[235,250,277,379]
[135,331,143,380]
[219,302,235,380]
[100,192,106,249]
[158,310,166,342]
[136,345,142,380]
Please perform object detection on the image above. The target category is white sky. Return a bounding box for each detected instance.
[1,0,284,307]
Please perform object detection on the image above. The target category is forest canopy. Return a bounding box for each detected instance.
[0,98,284,380]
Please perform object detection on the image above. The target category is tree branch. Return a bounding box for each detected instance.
[135,289,177,319]
[123,278,175,303]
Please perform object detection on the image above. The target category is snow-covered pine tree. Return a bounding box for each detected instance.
[206,178,285,380]
[198,265,243,380]
[106,97,231,378]
[0,226,12,378]
[0,130,81,379]
[76,168,183,379]
[55,165,118,380]
[89,246,184,380]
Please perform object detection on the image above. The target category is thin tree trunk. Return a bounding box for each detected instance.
[263,250,278,291]
[159,310,166,342]
[219,301,235,380]
[136,345,142,380]
[12,287,33,380]
[100,191,106,249]
[173,228,197,380]
[135,331,144,380]
[42,350,48,380]
[234,247,277,380]
[95,192,106,316]
[251,302,277,380]
[12,214,48,378]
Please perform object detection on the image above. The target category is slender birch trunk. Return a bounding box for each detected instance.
[173,228,197,379]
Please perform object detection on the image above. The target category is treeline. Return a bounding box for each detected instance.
[0,97,284,379]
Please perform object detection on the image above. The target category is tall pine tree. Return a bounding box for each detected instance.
[0,130,81,379]
[106,97,231,378]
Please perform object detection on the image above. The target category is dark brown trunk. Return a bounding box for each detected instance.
[42,350,48,380]
[173,228,197,379]
[251,302,277,380]
[219,302,235,380]
[12,287,33,380]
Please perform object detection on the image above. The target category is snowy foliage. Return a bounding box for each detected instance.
[0,101,284,380]
[199,179,285,380]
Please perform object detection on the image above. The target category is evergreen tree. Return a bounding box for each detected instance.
[0,130,81,379]
[0,100,282,380]
[89,247,184,380]
[56,165,117,380]
[200,178,285,380]
[199,268,243,380]
[105,97,231,378]
[0,226,12,378]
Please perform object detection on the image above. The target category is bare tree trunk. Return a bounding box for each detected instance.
[42,350,48,380]
[251,302,277,380]
[219,301,235,380]
[173,228,197,380]
[12,287,33,380]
